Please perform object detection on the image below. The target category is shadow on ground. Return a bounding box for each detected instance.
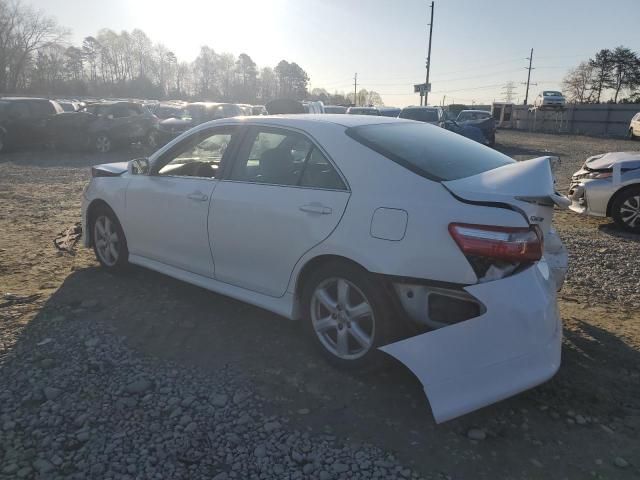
[4,263,638,478]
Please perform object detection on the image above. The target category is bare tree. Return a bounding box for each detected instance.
[0,0,67,91]
[562,62,594,103]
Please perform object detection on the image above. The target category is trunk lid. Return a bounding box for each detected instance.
[442,156,569,234]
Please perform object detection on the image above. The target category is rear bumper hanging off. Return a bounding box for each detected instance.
[380,261,562,423]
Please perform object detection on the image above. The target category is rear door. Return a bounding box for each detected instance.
[209,125,350,297]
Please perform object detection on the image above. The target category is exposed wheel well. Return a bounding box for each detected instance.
[606,184,640,217]
[291,255,370,320]
[85,199,115,246]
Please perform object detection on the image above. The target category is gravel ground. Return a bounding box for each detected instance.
[1,131,640,479]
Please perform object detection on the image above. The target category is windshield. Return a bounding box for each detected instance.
[346,122,513,181]
[399,108,439,122]
[543,91,562,97]
[457,111,491,121]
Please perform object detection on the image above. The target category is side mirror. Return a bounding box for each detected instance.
[129,157,150,175]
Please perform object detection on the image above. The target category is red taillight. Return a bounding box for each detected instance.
[448,223,543,263]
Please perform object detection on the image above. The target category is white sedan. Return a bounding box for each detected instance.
[81,115,568,423]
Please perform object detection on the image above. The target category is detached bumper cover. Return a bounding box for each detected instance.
[380,262,562,423]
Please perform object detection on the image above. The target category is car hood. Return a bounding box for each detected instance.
[160,117,192,127]
[584,151,640,170]
[91,162,128,177]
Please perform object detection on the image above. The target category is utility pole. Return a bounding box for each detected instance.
[423,1,435,106]
[523,48,534,105]
[353,73,358,106]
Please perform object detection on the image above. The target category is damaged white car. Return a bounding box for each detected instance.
[81,115,568,423]
[569,152,640,232]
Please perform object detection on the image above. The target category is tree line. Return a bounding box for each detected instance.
[0,0,383,105]
[562,46,640,104]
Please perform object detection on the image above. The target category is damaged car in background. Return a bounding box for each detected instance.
[569,151,640,232]
[81,115,568,423]
[48,101,159,153]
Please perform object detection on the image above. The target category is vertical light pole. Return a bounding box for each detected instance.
[354,73,358,106]
[423,1,435,106]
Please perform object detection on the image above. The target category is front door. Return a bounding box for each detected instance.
[125,126,238,277]
[210,126,350,297]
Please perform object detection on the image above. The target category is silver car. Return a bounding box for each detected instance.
[569,152,640,232]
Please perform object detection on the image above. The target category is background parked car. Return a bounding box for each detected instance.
[346,106,380,115]
[323,105,347,114]
[533,91,566,109]
[48,101,159,153]
[154,102,188,120]
[629,112,640,139]
[56,100,81,112]
[378,107,401,117]
[398,106,443,125]
[157,102,242,144]
[455,109,496,146]
[251,105,268,115]
[237,104,253,116]
[569,152,640,232]
[0,97,63,153]
[302,101,325,113]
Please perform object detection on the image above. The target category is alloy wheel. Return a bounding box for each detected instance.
[310,278,375,360]
[96,135,111,153]
[620,195,640,228]
[93,215,120,266]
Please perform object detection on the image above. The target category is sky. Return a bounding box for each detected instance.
[29,0,640,107]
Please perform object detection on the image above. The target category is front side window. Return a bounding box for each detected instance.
[158,128,235,178]
[229,128,345,189]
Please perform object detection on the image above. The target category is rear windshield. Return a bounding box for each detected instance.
[399,108,439,122]
[346,122,514,181]
[457,111,491,121]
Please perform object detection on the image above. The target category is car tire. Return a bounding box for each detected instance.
[94,133,112,153]
[91,206,129,270]
[629,129,637,140]
[611,186,640,233]
[301,261,397,371]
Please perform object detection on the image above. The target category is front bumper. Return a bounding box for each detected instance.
[568,174,612,217]
[381,261,562,423]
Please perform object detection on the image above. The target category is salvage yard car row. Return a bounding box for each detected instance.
[0,97,270,154]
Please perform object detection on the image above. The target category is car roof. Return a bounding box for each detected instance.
[201,114,412,129]
[0,97,51,102]
[459,109,491,113]
[401,105,439,110]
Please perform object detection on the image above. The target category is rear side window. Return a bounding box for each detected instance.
[346,122,514,181]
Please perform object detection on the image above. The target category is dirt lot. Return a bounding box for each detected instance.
[1,130,639,479]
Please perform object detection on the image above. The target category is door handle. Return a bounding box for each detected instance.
[187,192,208,202]
[299,204,332,215]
